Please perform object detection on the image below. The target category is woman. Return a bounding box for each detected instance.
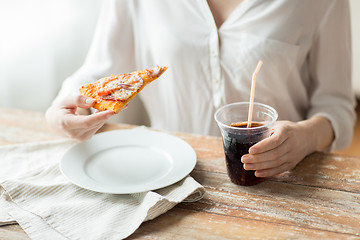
[46,0,356,177]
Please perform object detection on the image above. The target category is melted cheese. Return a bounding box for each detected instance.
[96,74,144,101]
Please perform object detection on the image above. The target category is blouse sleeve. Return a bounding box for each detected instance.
[307,0,356,150]
[54,0,135,101]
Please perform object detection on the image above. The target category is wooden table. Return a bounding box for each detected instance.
[1,107,360,239]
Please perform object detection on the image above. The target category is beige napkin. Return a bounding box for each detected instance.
[0,133,204,240]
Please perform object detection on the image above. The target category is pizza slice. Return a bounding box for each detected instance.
[79,65,168,113]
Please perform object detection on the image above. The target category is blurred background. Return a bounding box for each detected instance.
[0,0,101,111]
[0,0,102,111]
[0,0,359,114]
[0,0,148,125]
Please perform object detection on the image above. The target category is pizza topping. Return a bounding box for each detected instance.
[96,74,144,101]
[145,66,162,78]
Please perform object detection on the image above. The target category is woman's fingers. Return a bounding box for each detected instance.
[242,136,290,164]
[243,156,287,171]
[62,110,113,130]
[241,121,311,177]
[249,124,287,154]
[59,95,95,109]
[46,95,115,141]
[255,162,296,177]
[70,123,106,141]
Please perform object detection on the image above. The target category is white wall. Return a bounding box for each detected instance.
[350,0,360,96]
[0,0,102,111]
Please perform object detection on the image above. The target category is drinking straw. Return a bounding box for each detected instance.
[247,60,263,128]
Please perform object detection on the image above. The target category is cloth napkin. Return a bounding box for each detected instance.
[0,131,205,240]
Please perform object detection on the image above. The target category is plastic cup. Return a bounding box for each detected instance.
[214,102,278,186]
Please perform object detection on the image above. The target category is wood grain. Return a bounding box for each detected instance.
[185,170,360,236]
[129,208,357,240]
[0,108,62,145]
[1,107,360,239]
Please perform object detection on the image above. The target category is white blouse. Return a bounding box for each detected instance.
[57,0,356,150]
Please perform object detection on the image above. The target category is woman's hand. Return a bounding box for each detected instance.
[46,95,114,141]
[241,116,334,177]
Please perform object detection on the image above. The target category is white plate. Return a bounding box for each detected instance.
[60,128,196,194]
